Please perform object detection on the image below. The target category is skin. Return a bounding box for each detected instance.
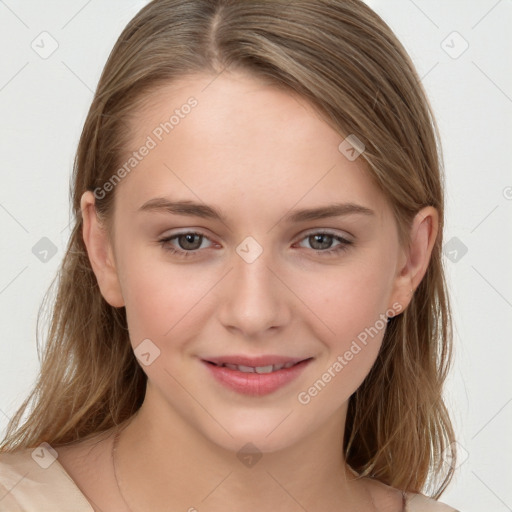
[59,71,438,512]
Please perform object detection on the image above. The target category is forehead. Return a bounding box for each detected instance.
[116,71,389,221]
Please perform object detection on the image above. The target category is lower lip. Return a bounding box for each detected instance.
[202,359,312,396]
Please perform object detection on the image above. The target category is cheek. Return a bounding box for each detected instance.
[290,256,395,399]
[118,249,217,352]
[297,258,394,341]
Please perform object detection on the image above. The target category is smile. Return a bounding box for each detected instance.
[209,361,297,373]
[201,356,313,396]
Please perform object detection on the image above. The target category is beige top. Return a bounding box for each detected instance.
[0,449,459,511]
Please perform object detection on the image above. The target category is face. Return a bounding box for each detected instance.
[89,72,411,453]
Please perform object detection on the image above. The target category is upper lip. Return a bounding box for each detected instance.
[203,355,312,367]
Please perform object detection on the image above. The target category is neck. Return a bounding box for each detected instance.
[112,390,371,511]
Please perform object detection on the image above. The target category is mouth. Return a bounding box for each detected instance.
[205,360,303,373]
[201,355,313,396]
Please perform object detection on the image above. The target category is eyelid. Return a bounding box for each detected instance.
[160,230,216,244]
[295,228,353,243]
[160,228,352,243]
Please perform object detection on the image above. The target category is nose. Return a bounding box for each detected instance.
[216,248,292,338]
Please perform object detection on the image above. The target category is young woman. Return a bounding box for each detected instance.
[0,1,460,510]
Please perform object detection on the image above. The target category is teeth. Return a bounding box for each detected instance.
[255,365,274,374]
[237,365,256,373]
[219,362,298,373]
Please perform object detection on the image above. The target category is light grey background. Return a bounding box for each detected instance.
[1,1,511,510]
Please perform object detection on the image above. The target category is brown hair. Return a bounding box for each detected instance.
[0,0,455,497]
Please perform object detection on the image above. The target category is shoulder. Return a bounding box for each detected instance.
[406,492,460,512]
[0,447,93,512]
[363,477,460,512]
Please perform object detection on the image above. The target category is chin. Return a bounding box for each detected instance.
[195,406,316,456]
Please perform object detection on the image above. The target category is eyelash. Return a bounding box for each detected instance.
[158,230,353,259]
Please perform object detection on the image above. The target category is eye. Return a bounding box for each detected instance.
[159,231,214,257]
[295,231,353,255]
[158,230,352,259]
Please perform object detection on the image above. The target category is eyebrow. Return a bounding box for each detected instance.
[138,198,375,223]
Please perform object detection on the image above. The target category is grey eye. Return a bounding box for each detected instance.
[307,234,336,250]
[177,233,203,250]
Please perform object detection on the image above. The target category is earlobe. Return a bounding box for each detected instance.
[80,191,125,308]
[389,206,439,313]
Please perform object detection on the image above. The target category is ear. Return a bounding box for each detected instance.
[80,191,125,308]
[388,206,439,314]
